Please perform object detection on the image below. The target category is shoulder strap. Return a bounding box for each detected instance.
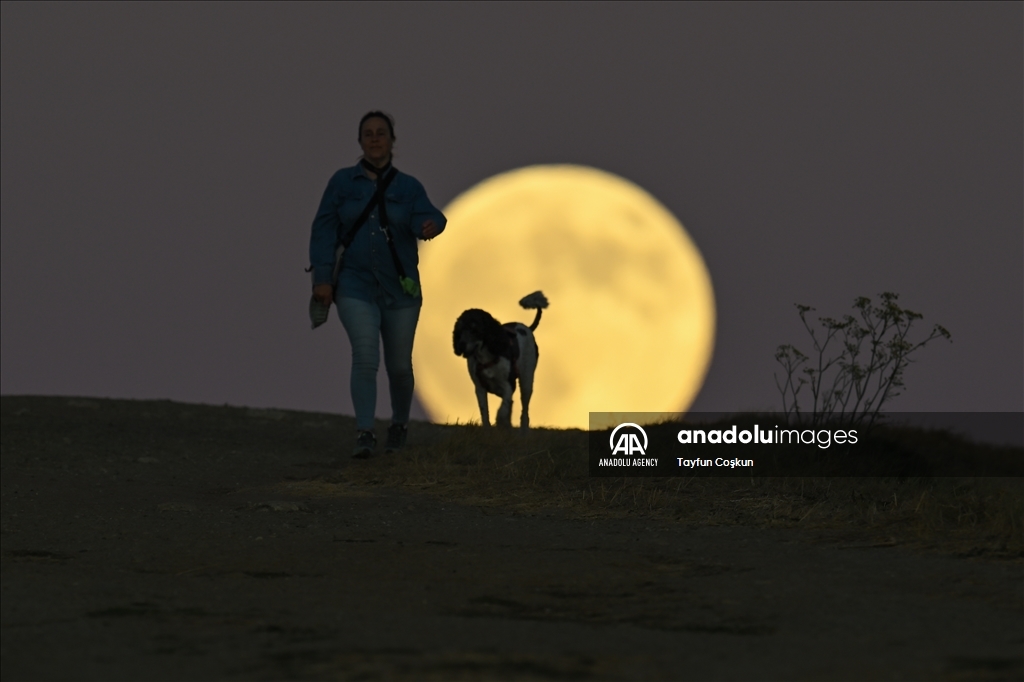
[338,168,398,249]
[335,167,421,298]
[373,171,422,297]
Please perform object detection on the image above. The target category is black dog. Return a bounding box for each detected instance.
[453,292,548,428]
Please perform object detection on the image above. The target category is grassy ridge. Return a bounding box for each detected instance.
[3,396,1020,558]
[335,419,1023,558]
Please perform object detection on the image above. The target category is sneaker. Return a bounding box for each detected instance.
[385,423,408,453]
[353,430,376,458]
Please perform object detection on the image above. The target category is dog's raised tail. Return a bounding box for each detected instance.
[519,291,549,331]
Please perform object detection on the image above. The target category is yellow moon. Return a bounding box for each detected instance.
[414,165,715,430]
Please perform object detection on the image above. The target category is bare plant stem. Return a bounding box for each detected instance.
[775,292,950,427]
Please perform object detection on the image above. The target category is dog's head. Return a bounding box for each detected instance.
[453,309,508,358]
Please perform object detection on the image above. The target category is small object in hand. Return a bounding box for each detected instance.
[309,296,331,329]
[400,276,420,297]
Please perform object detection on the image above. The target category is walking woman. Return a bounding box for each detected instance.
[309,111,446,457]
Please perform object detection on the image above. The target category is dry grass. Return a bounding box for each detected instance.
[4,396,1017,559]
[325,423,1024,559]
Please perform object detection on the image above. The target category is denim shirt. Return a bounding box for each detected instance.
[309,164,446,308]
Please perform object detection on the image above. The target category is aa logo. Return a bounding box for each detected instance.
[609,423,648,456]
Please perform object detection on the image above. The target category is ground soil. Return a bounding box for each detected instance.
[1,397,1022,681]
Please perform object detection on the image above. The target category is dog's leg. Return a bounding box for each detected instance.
[517,333,538,430]
[496,391,514,428]
[519,374,533,430]
[475,383,490,427]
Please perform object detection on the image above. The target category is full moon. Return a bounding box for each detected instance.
[413,165,715,430]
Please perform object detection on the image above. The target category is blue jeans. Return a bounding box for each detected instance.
[337,296,421,431]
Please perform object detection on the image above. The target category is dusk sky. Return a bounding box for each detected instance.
[2,3,1021,420]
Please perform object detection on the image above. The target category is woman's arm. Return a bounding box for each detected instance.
[422,220,441,239]
[408,178,447,240]
[309,172,344,288]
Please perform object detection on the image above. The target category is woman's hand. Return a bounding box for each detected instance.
[313,283,334,306]
[422,220,440,240]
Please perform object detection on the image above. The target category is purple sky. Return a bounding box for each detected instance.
[2,3,1021,419]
